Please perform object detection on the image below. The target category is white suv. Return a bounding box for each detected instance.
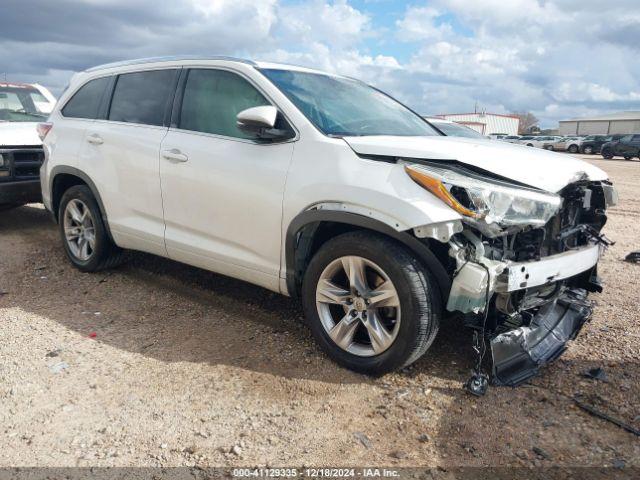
[40,57,617,385]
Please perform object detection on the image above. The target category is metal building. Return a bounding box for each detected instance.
[558,111,640,135]
[433,113,520,136]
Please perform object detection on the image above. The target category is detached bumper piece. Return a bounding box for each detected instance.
[491,288,592,386]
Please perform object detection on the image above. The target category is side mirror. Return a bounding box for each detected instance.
[236,106,290,140]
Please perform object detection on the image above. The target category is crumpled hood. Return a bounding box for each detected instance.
[0,122,41,147]
[343,135,609,192]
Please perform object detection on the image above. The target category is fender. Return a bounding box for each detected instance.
[285,209,452,302]
[49,165,114,241]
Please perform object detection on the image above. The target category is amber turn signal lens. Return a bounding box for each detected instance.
[405,165,481,218]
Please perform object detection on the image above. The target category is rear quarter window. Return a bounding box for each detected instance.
[108,70,178,126]
[62,76,111,119]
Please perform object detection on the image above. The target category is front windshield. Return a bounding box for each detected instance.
[432,121,484,139]
[0,85,49,122]
[260,68,438,137]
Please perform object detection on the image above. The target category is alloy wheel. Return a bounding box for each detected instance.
[63,199,96,261]
[315,256,401,357]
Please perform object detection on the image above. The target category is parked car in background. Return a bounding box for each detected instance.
[580,134,625,154]
[0,82,56,209]
[501,135,521,143]
[542,136,568,151]
[520,136,556,148]
[427,118,485,139]
[39,56,617,383]
[601,134,640,160]
[516,135,536,145]
[565,136,585,153]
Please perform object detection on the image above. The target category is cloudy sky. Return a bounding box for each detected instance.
[2,0,639,127]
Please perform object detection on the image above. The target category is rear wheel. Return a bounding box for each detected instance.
[58,185,125,272]
[602,148,614,159]
[302,231,440,375]
[583,145,593,154]
[568,144,578,153]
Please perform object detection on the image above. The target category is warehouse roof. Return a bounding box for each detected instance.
[560,111,640,122]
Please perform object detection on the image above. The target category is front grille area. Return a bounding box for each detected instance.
[0,147,44,182]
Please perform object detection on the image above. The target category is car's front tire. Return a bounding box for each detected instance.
[301,231,440,375]
[568,145,578,153]
[58,185,124,272]
[583,146,594,154]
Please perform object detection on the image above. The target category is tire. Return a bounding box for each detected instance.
[624,156,632,161]
[544,145,554,151]
[58,185,125,272]
[301,231,440,375]
[601,148,613,160]
[526,143,534,147]
[583,146,593,155]
[568,145,578,153]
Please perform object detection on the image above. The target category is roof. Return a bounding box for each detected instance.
[436,112,520,119]
[86,55,258,72]
[560,111,640,122]
[0,82,36,89]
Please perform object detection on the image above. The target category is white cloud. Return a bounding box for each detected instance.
[1,0,639,127]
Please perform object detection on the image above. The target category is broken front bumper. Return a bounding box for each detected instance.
[446,241,603,387]
[491,288,592,386]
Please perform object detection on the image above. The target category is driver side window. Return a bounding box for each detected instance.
[179,69,270,139]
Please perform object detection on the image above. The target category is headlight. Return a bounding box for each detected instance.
[405,163,561,228]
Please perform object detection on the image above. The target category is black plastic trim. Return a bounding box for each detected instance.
[285,209,451,301]
[49,166,114,242]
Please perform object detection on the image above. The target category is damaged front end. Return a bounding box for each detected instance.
[440,178,617,386]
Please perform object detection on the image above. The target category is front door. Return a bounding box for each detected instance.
[159,68,295,291]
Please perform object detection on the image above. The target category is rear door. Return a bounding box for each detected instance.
[55,76,113,172]
[159,68,295,291]
[82,68,179,256]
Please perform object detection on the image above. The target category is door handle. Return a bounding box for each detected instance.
[162,149,189,163]
[87,134,104,145]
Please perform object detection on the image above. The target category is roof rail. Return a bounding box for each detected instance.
[85,55,256,73]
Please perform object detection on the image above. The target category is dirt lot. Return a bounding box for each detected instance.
[0,156,638,469]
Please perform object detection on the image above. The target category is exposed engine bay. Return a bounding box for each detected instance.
[442,180,617,388]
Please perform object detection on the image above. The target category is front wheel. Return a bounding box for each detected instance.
[583,146,594,154]
[301,232,440,375]
[602,148,614,159]
[58,185,125,272]
[568,145,578,153]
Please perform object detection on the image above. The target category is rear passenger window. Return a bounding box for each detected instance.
[179,69,270,139]
[62,76,110,119]
[108,70,177,126]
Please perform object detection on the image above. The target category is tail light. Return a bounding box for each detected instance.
[37,122,53,141]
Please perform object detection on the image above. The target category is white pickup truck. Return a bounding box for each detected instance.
[0,82,56,209]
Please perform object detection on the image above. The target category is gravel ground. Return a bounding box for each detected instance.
[0,155,638,469]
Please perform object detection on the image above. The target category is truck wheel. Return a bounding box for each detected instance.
[58,185,125,272]
[301,231,440,375]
